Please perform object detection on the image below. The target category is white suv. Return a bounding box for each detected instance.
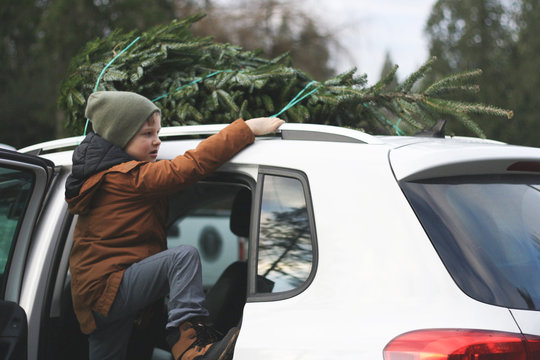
[1,123,540,359]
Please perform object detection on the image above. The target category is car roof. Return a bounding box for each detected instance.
[18,123,386,167]
[18,123,540,180]
[387,138,540,181]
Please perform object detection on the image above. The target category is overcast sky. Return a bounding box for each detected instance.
[303,0,437,83]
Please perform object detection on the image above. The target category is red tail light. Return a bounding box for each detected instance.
[383,329,540,360]
[524,334,540,359]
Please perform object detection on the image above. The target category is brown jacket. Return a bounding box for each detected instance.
[66,119,254,334]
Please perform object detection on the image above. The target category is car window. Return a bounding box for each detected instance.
[401,175,540,310]
[256,174,315,294]
[0,166,34,288]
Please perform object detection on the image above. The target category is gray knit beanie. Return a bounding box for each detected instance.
[85,91,160,148]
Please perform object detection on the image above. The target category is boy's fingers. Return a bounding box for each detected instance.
[270,118,285,131]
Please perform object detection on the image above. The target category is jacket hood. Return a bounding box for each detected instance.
[65,132,134,199]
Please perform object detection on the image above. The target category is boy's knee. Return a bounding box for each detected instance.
[172,245,200,263]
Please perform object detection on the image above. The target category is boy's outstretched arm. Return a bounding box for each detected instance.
[244,117,285,136]
[128,118,284,195]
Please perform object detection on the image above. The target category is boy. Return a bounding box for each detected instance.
[65,91,284,360]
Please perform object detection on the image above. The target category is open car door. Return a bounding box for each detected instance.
[0,148,54,360]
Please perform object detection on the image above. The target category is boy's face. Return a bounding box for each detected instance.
[124,112,161,162]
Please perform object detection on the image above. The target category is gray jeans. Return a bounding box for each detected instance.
[88,245,209,360]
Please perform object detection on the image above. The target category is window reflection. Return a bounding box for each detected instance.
[257,175,313,293]
[402,176,540,310]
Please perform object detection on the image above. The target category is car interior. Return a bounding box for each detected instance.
[40,176,255,360]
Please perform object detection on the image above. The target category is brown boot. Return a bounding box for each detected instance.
[167,319,239,360]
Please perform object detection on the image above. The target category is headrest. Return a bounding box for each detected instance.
[230,188,252,237]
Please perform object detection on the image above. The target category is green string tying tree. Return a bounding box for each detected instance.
[59,15,513,138]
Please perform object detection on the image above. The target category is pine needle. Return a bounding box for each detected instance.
[400,56,437,93]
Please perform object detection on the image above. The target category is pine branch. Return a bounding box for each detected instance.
[400,56,437,93]
[426,99,513,119]
[424,69,483,96]
[370,64,399,94]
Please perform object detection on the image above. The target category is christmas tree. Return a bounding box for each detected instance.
[59,15,512,138]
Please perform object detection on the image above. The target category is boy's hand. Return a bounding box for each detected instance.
[245,117,285,136]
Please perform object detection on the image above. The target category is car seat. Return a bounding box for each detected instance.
[204,187,251,334]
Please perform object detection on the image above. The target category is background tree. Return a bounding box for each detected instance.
[39,0,176,137]
[507,0,540,146]
[0,0,175,149]
[0,1,51,148]
[424,0,539,146]
[379,51,398,89]
[177,0,337,80]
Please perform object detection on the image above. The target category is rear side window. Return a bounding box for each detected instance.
[0,167,34,278]
[255,170,317,296]
[401,175,540,310]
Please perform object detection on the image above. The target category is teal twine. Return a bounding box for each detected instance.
[362,102,405,136]
[83,36,141,136]
[93,37,141,93]
[271,80,320,118]
[84,54,322,136]
[153,73,321,121]
[152,70,236,102]
[395,118,403,135]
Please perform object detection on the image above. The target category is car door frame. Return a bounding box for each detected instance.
[0,149,54,360]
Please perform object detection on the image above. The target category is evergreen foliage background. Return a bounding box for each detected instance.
[1,0,538,147]
[60,16,512,138]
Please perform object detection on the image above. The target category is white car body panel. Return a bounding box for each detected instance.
[389,140,540,181]
[510,310,540,335]
[6,123,540,359]
[225,140,522,359]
